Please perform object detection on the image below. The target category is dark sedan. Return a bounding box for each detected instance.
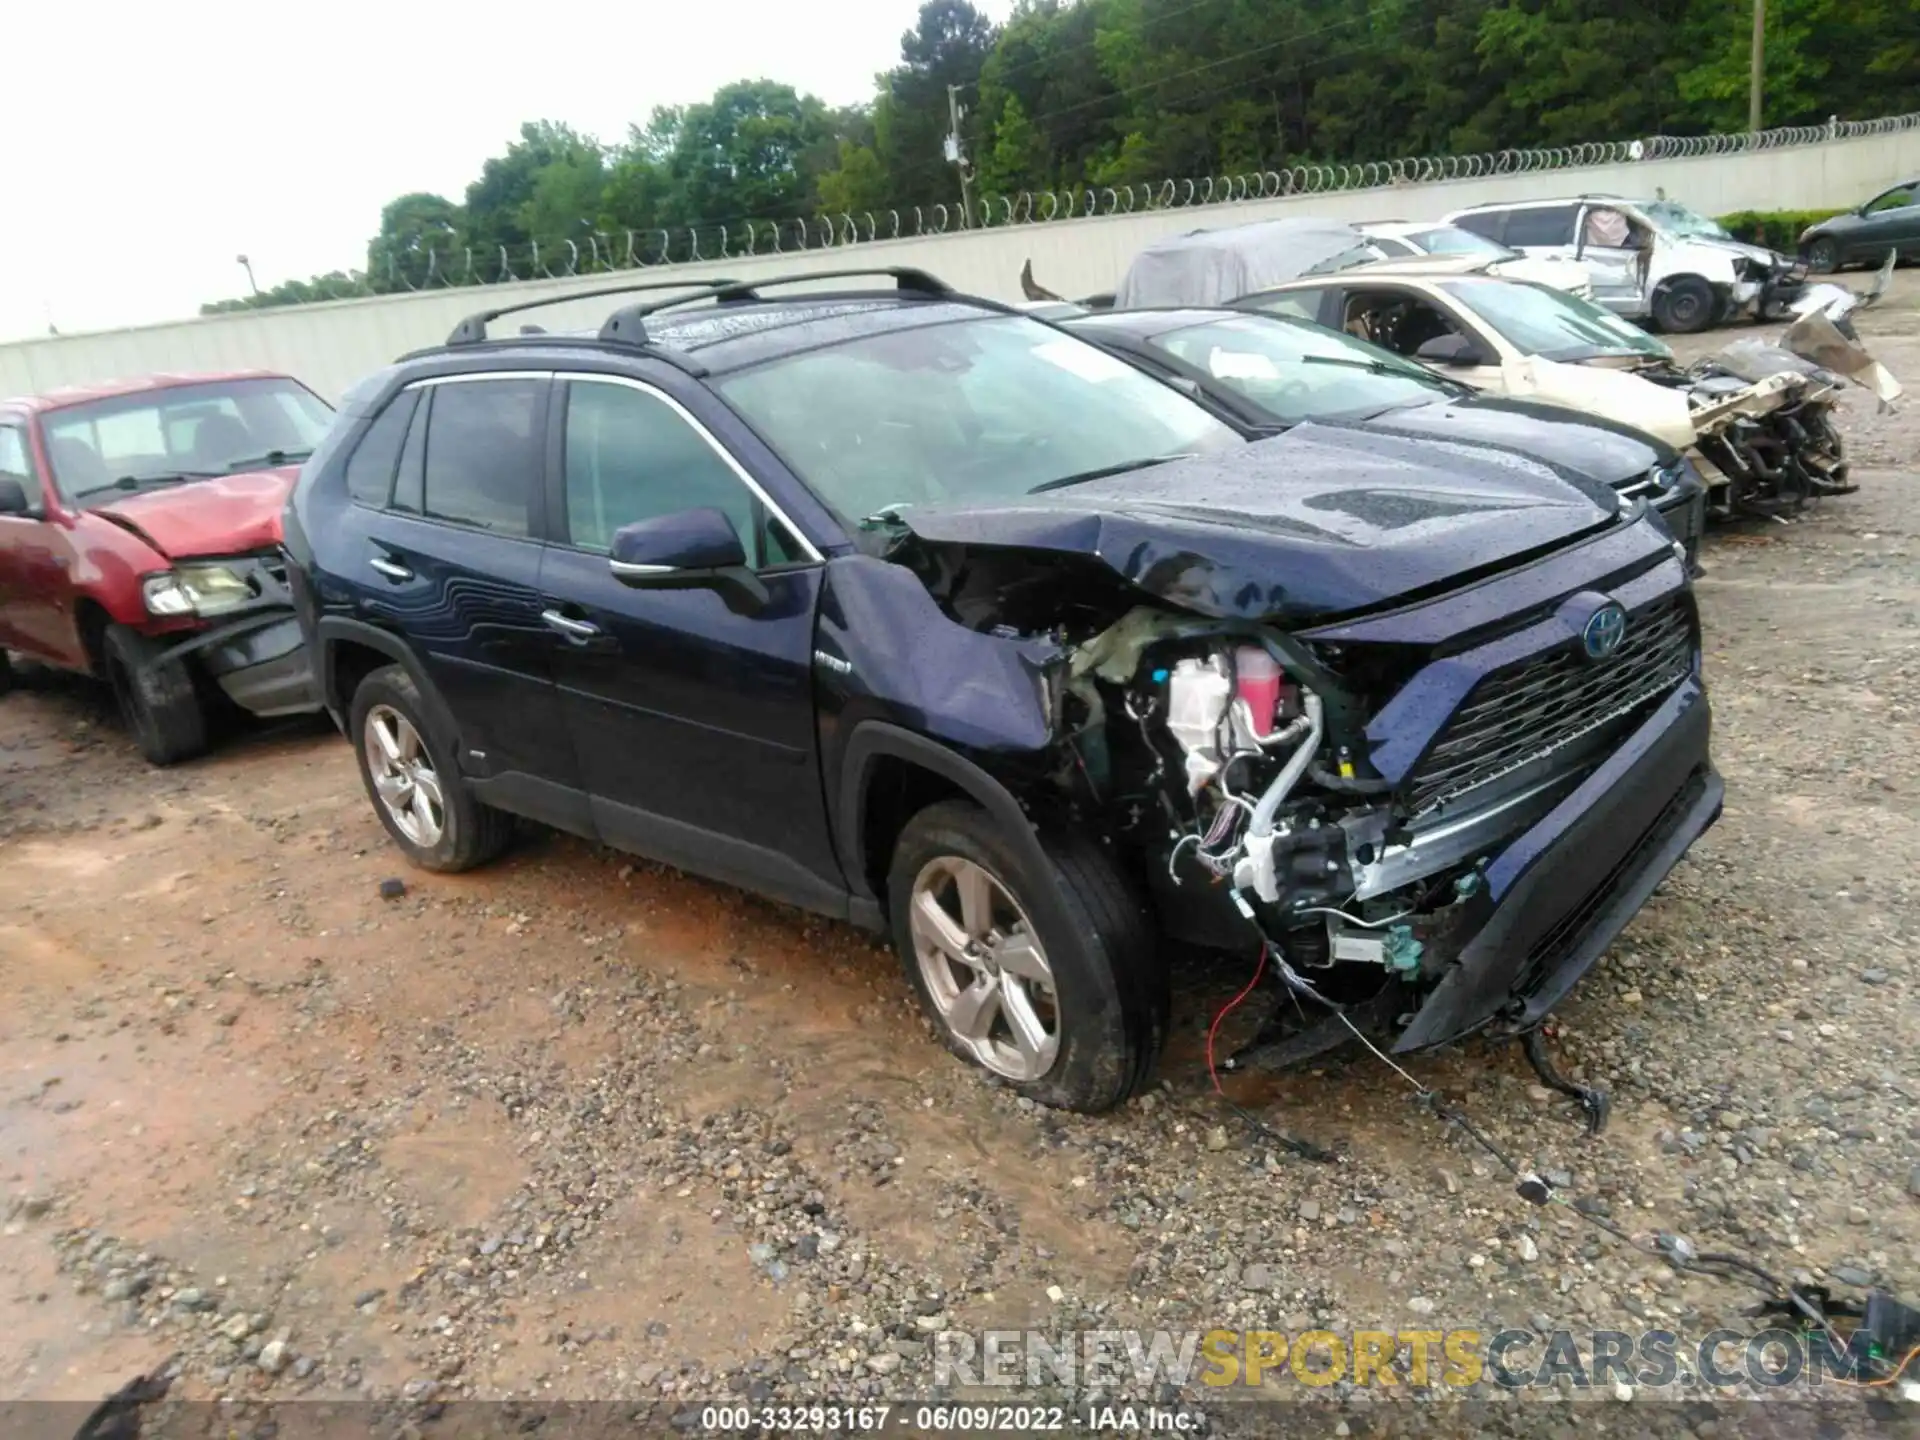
[1061,306,1708,570]
[1800,179,1920,272]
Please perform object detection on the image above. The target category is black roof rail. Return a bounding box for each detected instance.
[444,278,743,346]
[711,267,953,301]
[597,267,957,347]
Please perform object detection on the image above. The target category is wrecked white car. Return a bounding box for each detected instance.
[1445,195,1809,334]
[1230,266,1894,520]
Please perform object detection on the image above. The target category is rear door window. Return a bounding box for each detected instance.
[1451,210,1508,242]
[1502,206,1579,247]
[416,378,545,536]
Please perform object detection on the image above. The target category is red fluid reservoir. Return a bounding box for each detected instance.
[1234,646,1282,738]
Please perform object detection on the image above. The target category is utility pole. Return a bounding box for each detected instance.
[945,84,974,228]
[1749,0,1765,132]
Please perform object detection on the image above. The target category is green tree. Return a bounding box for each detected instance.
[463,120,604,255]
[818,140,893,215]
[978,94,1046,194]
[366,192,464,292]
[875,0,1001,208]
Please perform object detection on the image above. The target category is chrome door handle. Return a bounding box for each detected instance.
[369,557,412,581]
[541,609,601,640]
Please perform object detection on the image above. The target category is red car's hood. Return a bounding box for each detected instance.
[91,468,296,560]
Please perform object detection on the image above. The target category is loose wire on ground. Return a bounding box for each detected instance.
[1204,946,1336,1163]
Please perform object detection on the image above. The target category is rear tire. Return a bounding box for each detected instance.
[1653,276,1715,334]
[103,625,209,766]
[1806,237,1840,274]
[887,798,1167,1113]
[349,663,513,872]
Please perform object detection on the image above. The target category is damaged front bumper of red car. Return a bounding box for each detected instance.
[135,551,320,718]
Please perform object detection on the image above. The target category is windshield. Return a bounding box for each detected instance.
[714,315,1241,522]
[43,377,335,506]
[1440,279,1672,362]
[1150,314,1455,425]
[1402,226,1517,260]
[1639,200,1733,241]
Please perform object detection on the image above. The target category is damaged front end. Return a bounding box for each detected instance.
[136,549,320,717]
[1624,312,1900,522]
[835,469,1722,1070]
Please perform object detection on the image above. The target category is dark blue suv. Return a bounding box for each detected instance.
[284,269,1723,1113]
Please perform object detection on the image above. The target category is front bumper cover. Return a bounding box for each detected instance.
[144,610,321,718]
[1392,676,1722,1052]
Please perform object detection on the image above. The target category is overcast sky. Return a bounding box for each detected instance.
[0,0,1014,344]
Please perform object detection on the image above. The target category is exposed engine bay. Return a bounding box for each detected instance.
[889,523,1672,1068]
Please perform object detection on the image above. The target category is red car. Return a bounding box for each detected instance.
[0,371,333,764]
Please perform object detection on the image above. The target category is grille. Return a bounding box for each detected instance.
[1404,595,1694,818]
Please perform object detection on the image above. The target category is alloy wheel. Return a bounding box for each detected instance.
[364,704,446,847]
[909,856,1060,1081]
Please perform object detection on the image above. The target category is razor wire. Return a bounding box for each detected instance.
[371,111,1920,292]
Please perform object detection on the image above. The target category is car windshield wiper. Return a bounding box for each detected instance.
[74,471,221,498]
[1299,354,1437,382]
[1028,455,1186,494]
[225,448,313,471]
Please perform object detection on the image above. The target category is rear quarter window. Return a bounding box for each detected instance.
[344,390,420,507]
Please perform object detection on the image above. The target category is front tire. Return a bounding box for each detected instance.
[887,799,1167,1113]
[102,625,208,766]
[349,664,513,872]
[0,649,12,697]
[1806,237,1840,274]
[1653,276,1715,334]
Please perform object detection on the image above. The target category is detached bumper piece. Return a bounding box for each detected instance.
[149,611,321,719]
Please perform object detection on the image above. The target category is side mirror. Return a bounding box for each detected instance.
[1414,333,1484,368]
[608,507,768,613]
[0,478,32,516]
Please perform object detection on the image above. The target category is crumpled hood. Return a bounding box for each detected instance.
[91,468,296,559]
[900,423,1620,623]
[1677,234,1787,269]
[1355,395,1671,485]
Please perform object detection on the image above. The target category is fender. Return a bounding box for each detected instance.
[314,616,463,763]
[837,720,1068,934]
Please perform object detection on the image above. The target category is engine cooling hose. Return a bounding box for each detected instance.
[1309,760,1393,796]
[1247,691,1325,838]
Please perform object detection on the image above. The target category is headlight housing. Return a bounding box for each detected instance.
[142,564,258,618]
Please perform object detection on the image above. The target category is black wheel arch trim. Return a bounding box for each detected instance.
[837,720,1074,937]
[315,617,462,760]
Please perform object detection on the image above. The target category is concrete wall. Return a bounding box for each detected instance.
[5,124,1917,404]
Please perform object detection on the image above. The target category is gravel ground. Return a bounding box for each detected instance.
[1,282,1916,1438]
